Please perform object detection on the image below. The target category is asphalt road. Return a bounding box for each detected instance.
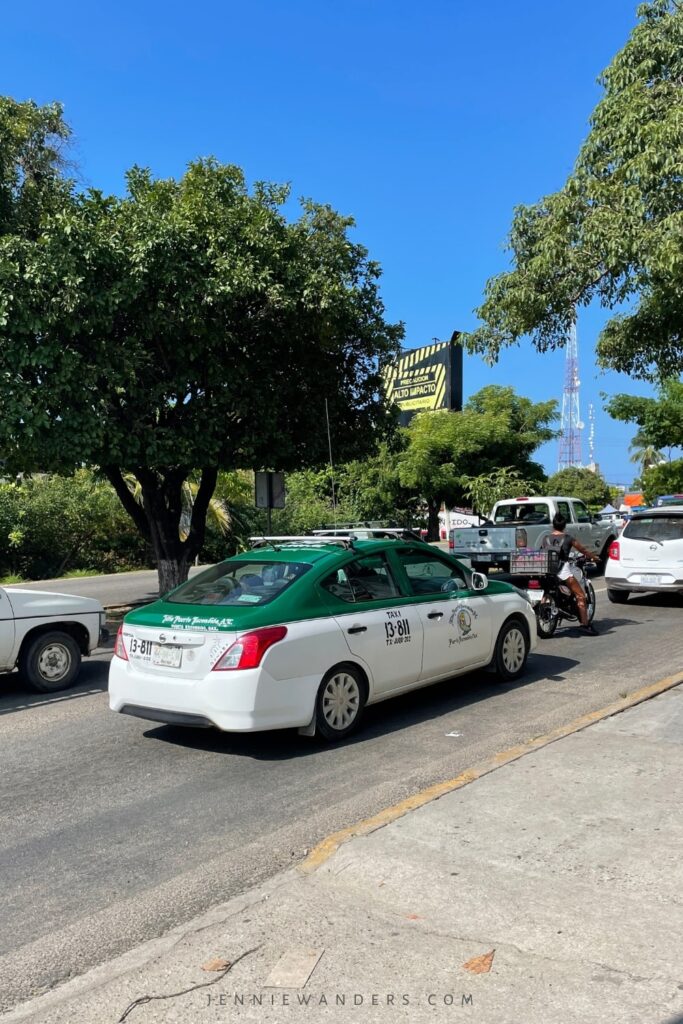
[4,566,207,608]
[1,584,682,1013]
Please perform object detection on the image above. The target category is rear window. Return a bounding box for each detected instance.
[494,503,550,525]
[166,560,310,606]
[622,515,683,543]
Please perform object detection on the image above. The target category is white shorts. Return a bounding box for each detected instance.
[558,562,578,582]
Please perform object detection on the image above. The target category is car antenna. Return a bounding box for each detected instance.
[325,398,338,532]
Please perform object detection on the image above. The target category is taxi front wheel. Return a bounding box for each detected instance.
[315,664,367,742]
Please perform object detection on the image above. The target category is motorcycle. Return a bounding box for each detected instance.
[528,555,596,638]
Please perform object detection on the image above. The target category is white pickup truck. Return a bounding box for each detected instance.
[0,586,107,692]
[450,496,619,574]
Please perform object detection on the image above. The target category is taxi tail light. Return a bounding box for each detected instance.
[609,541,620,561]
[114,626,129,661]
[212,626,288,671]
[515,527,528,548]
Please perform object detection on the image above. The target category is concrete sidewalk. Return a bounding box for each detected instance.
[3,686,683,1024]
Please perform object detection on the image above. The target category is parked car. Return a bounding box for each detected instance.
[0,586,107,692]
[109,536,537,742]
[605,505,683,602]
[450,496,618,574]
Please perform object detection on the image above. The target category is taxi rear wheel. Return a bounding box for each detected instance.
[493,618,529,681]
[315,664,367,742]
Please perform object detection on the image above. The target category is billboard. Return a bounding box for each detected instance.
[384,332,463,426]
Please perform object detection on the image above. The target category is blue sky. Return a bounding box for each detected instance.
[2,0,656,485]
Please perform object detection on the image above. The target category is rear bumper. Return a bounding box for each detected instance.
[108,657,318,732]
[606,576,683,594]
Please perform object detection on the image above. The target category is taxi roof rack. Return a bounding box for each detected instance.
[249,535,356,550]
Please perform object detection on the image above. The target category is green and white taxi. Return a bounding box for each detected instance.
[109,536,537,742]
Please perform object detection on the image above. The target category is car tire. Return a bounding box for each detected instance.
[536,603,558,638]
[19,631,82,693]
[595,542,611,576]
[315,663,367,742]
[493,618,529,680]
[607,588,629,604]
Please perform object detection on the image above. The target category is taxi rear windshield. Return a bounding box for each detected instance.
[166,560,311,606]
[622,515,683,543]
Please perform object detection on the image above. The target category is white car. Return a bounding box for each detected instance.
[0,586,107,691]
[109,537,537,742]
[605,505,683,602]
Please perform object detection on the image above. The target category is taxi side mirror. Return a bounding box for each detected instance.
[471,572,488,592]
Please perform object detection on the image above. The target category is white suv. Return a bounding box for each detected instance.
[605,505,683,603]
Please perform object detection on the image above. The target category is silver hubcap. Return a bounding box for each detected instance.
[38,643,72,681]
[322,672,360,731]
[502,628,526,673]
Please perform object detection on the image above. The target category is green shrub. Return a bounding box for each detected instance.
[0,471,151,579]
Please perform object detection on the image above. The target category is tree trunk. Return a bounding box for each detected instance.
[427,498,441,542]
[105,465,219,596]
[157,556,191,596]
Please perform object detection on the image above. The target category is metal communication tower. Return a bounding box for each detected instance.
[557,322,584,470]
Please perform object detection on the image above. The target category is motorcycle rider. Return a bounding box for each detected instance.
[542,513,600,635]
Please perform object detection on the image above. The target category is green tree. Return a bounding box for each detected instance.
[639,458,683,503]
[0,471,149,579]
[396,386,557,539]
[629,433,665,476]
[465,1,683,381]
[461,468,542,519]
[0,97,71,235]
[606,379,683,455]
[0,105,402,591]
[545,467,612,510]
[335,442,421,527]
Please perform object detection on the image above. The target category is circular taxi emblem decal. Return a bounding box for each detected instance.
[457,609,472,635]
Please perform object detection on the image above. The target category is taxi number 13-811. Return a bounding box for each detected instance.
[384,618,411,645]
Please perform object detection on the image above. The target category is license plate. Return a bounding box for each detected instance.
[152,644,182,668]
[641,574,660,586]
[127,636,182,668]
[475,553,492,561]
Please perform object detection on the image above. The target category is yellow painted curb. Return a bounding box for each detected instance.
[299,670,683,875]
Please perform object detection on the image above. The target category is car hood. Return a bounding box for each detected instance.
[6,589,104,617]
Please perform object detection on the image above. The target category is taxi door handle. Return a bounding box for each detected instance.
[427,611,444,619]
[347,625,367,634]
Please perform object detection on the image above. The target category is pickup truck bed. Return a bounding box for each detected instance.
[450,496,617,572]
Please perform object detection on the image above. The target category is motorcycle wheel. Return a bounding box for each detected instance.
[536,602,559,638]
[584,580,596,623]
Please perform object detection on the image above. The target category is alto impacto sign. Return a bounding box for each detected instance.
[383,333,463,427]
[384,332,476,537]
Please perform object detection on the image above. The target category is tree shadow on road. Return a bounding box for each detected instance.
[143,650,580,760]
